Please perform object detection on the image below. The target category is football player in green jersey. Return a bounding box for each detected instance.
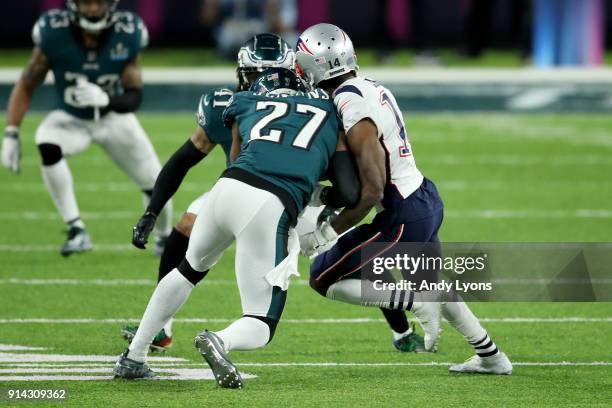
[0,0,172,256]
[114,68,360,385]
[123,33,296,351]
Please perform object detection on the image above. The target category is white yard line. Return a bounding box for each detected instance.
[0,362,609,370]
[2,277,611,286]
[0,353,185,363]
[0,278,303,286]
[7,154,612,173]
[237,361,612,367]
[0,209,610,229]
[0,345,47,351]
[0,244,134,252]
[0,317,609,324]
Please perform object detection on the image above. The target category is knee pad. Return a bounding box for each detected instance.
[244,314,280,343]
[37,143,63,166]
[177,258,208,286]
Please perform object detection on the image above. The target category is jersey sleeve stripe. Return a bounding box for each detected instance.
[334,85,363,98]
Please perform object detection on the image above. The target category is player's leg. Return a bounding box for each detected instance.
[115,183,233,378]
[34,110,93,256]
[298,206,422,352]
[158,193,207,281]
[121,194,207,347]
[195,179,292,388]
[443,285,512,374]
[433,223,510,373]
[309,214,442,351]
[96,112,173,255]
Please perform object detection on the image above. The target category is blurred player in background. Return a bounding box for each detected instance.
[296,23,512,374]
[0,0,172,256]
[114,68,359,387]
[124,33,296,351]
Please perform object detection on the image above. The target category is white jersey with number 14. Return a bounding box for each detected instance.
[333,76,424,202]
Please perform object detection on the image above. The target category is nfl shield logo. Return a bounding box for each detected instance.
[314,56,326,65]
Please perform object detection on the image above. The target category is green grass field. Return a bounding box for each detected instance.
[1,113,611,407]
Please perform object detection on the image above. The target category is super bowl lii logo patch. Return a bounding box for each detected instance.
[110,42,129,61]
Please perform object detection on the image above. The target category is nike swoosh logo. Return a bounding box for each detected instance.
[203,95,210,106]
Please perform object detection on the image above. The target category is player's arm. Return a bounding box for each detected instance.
[7,46,49,128]
[229,122,241,162]
[330,119,385,234]
[2,46,50,173]
[300,118,385,256]
[132,127,215,249]
[314,130,361,208]
[109,57,143,112]
[73,57,143,113]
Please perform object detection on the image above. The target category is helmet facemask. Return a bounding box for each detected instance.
[236,33,296,91]
[249,67,308,96]
[66,0,119,34]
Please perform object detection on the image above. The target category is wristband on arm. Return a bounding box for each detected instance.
[108,87,143,113]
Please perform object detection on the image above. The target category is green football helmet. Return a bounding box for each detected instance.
[249,67,308,95]
[237,33,295,91]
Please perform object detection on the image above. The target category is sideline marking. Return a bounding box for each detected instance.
[0,317,610,324]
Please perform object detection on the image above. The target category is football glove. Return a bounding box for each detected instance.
[132,211,157,249]
[1,126,21,173]
[299,220,338,258]
[73,80,110,108]
[309,183,329,207]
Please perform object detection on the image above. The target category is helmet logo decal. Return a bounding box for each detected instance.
[296,38,315,56]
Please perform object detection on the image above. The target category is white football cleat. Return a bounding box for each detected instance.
[60,227,93,257]
[449,352,513,375]
[411,291,441,351]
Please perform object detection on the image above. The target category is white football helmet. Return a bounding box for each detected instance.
[295,23,359,87]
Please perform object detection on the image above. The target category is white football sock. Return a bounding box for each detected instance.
[441,293,499,357]
[142,193,173,237]
[326,279,414,310]
[215,317,270,352]
[163,319,173,337]
[128,269,193,362]
[41,160,80,224]
[392,326,413,341]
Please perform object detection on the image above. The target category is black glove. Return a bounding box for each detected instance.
[132,211,157,249]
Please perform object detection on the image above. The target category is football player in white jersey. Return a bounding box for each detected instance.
[296,23,512,374]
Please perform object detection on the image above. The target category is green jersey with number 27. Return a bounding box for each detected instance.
[223,89,339,212]
[32,9,148,120]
